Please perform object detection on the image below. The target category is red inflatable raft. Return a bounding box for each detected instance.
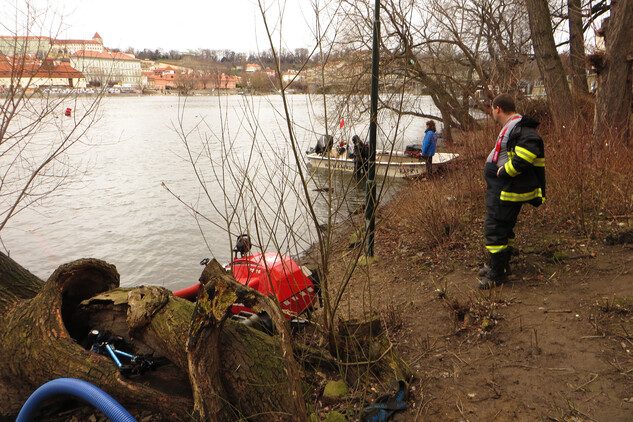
[173,252,319,319]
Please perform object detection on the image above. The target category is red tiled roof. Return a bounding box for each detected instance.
[0,36,51,40]
[0,55,84,79]
[50,62,84,78]
[72,50,138,61]
[54,39,100,45]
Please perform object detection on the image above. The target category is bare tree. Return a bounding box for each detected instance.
[593,0,633,142]
[162,0,403,358]
[525,0,574,129]
[175,71,197,94]
[334,0,535,137]
[568,0,589,97]
[0,1,103,238]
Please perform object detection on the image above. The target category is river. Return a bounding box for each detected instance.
[2,94,434,290]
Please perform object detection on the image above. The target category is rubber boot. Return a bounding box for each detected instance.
[478,247,512,277]
[478,250,510,289]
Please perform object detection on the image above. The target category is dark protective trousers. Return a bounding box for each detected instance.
[484,162,522,253]
[421,154,433,176]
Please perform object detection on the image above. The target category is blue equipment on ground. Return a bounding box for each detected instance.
[16,378,136,422]
[89,330,155,376]
[360,380,408,422]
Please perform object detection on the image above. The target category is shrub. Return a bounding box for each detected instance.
[380,113,633,252]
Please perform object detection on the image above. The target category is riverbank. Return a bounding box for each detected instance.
[291,112,633,419]
[13,116,633,420]
[306,158,633,420]
[29,184,633,421]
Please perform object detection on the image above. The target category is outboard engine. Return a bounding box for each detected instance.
[234,234,251,258]
[315,134,334,155]
[404,144,424,158]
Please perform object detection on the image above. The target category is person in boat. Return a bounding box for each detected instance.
[346,140,355,158]
[352,134,369,177]
[336,140,347,157]
[421,120,438,177]
[315,134,334,156]
[479,93,546,290]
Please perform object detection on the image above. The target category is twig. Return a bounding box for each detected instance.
[502,364,574,372]
[455,398,468,421]
[415,396,433,421]
[565,254,595,260]
[543,309,572,313]
[449,352,473,368]
[338,343,393,366]
[612,214,633,219]
[571,373,599,391]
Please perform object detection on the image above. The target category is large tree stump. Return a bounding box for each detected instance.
[0,255,192,419]
[187,259,307,421]
[0,253,308,421]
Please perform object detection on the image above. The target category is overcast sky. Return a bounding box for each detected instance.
[24,0,317,53]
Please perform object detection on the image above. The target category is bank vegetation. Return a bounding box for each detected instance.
[1,0,632,421]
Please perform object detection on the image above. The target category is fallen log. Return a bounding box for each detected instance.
[0,252,307,421]
[0,255,192,419]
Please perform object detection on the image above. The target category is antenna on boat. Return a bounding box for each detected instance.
[365,0,380,257]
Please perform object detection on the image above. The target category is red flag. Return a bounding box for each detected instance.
[340,118,344,128]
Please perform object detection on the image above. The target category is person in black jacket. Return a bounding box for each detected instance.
[352,135,369,177]
[479,94,546,289]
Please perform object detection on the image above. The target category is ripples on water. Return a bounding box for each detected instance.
[2,94,432,290]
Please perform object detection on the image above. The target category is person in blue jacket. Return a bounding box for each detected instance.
[421,120,438,177]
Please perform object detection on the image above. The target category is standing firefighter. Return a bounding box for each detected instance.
[479,94,546,289]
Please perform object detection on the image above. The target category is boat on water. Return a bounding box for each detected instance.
[306,141,459,178]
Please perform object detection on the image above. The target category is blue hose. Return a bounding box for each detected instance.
[16,378,136,422]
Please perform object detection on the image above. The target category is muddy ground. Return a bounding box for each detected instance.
[23,188,633,422]
[321,208,633,421]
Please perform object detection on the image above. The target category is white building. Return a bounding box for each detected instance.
[51,33,104,58]
[0,36,51,57]
[70,50,142,87]
[0,33,105,59]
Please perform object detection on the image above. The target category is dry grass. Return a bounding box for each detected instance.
[547,125,633,232]
[381,112,633,252]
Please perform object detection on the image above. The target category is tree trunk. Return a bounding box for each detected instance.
[187,259,307,422]
[0,256,192,420]
[593,0,633,143]
[0,251,43,308]
[0,253,308,421]
[526,0,574,129]
[568,0,589,97]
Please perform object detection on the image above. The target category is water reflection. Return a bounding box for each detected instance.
[2,95,428,289]
[307,166,404,226]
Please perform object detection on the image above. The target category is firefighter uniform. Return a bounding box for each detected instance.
[481,115,546,288]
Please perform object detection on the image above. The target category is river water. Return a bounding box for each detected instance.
[2,94,434,290]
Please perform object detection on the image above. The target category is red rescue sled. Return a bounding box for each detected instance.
[173,247,319,319]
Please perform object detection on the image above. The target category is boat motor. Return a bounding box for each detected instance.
[404,144,424,158]
[233,234,251,259]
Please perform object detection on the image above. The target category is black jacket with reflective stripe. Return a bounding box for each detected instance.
[496,116,546,207]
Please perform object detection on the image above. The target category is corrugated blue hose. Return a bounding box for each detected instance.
[16,378,136,422]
